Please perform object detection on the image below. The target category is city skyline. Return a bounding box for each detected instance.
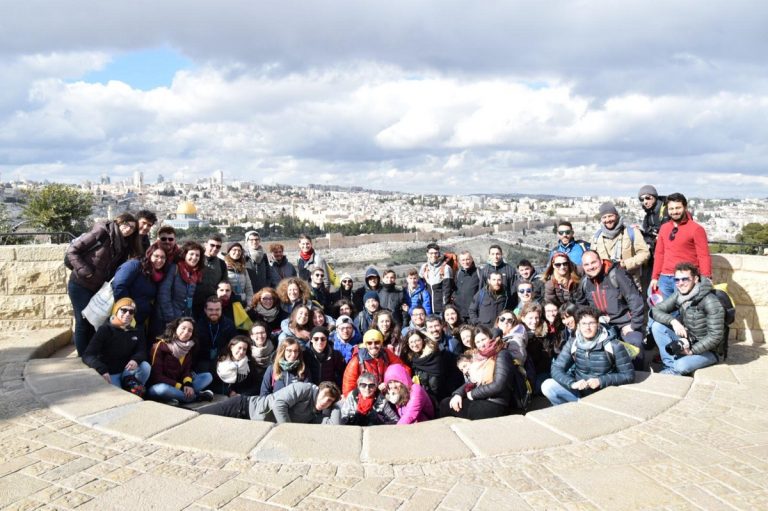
[1,1,767,198]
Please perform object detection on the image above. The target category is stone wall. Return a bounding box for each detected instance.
[712,254,767,344]
[0,244,72,333]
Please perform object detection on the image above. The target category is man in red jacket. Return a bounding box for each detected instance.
[650,193,711,299]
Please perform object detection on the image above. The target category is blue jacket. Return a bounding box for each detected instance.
[157,263,196,324]
[549,240,590,266]
[330,329,362,363]
[402,281,432,315]
[112,259,159,326]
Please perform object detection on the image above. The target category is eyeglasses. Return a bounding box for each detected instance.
[518,288,533,294]
[342,279,352,284]
[284,349,301,354]
[160,237,175,242]
[674,277,692,283]
[313,273,324,277]
[579,321,598,327]
[498,317,515,323]
[118,308,136,315]
[358,383,377,390]
[639,195,655,201]
[669,226,679,241]
[557,230,573,235]
[553,262,568,268]
[311,336,327,341]
[208,243,221,248]
[365,341,383,347]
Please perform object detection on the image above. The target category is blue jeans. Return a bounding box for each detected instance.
[147,372,213,403]
[68,279,97,356]
[108,361,151,387]
[650,322,718,376]
[541,378,580,406]
[657,274,677,299]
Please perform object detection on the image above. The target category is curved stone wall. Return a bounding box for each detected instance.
[712,254,767,344]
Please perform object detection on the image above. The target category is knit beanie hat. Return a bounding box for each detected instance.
[363,290,380,303]
[598,202,619,218]
[363,329,384,344]
[638,185,658,198]
[310,326,329,338]
[112,297,136,316]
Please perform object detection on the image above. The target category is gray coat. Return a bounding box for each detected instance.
[247,382,340,424]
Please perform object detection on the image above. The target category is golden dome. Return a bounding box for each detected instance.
[177,201,198,215]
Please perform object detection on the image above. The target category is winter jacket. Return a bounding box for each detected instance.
[378,284,404,326]
[247,382,341,424]
[544,278,581,307]
[550,326,635,392]
[157,264,197,324]
[354,309,375,335]
[650,277,725,356]
[341,348,409,396]
[225,265,253,307]
[148,340,197,388]
[297,251,330,287]
[577,262,645,331]
[591,223,650,286]
[549,239,590,266]
[469,287,513,328]
[652,212,712,278]
[271,257,298,281]
[452,349,517,408]
[67,221,133,291]
[454,265,481,321]
[303,344,346,386]
[83,324,146,376]
[406,346,442,398]
[111,259,159,327]
[192,255,228,316]
[383,363,434,424]
[260,364,306,396]
[310,285,332,311]
[247,307,286,341]
[479,261,516,292]
[330,329,363,363]
[340,389,399,426]
[420,259,454,314]
[244,252,280,294]
[195,316,238,371]
[352,269,382,312]
[402,281,432,317]
[641,196,668,254]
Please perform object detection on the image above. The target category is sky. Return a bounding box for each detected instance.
[1,1,767,198]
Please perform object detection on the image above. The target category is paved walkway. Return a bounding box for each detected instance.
[2,330,768,510]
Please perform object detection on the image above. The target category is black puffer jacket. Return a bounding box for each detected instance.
[650,278,725,356]
[454,265,481,321]
[453,349,516,408]
[303,344,346,386]
[551,326,635,393]
[67,222,133,291]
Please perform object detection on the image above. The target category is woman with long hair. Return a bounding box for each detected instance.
[398,329,441,399]
[277,304,313,345]
[543,253,581,307]
[276,277,312,314]
[372,309,400,352]
[260,337,307,396]
[112,245,167,335]
[442,304,463,338]
[222,242,253,307]
[157,241,204,329]
[248,287,285,340]
[520,302,557,394]
[216,335,262,397]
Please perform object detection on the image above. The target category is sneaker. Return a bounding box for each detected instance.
[198,390,214,402]
[167,399,180,407]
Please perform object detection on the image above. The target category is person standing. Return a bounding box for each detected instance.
[419,243,454,315]
[637,185,668,293]
[296,234,330,287]
[192,235,228,318]
[454,251,481,324]
[549,221,590,266]
[591,202,650,291]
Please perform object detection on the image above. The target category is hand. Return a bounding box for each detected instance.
[671,320,687,338]
[570,380,587,391]
[681,348,693,356]
[378,382,387,392]
[621,325,633,337]
[229,391,239,397]
[449,395,463,412]
[125,360,138,371]
[586,378,601,389]
[650,279,658,292]
[183,386,195,400]
[102,373,111,383]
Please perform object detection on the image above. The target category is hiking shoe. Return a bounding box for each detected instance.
[167,399,180,407]
[198,390,214,402]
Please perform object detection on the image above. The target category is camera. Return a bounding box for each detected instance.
[665,333,696,357]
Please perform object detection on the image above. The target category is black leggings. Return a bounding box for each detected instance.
[439,396,508,420]
[198,395,250,419]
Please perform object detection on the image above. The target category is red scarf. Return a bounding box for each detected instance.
[151,268,165,283]
[177,261,201,285]
[299,249,313,262]
[356,391,375,415]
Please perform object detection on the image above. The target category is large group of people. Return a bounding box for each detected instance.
[67,186,730,426]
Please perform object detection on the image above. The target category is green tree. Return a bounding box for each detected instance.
[23,184,93,235]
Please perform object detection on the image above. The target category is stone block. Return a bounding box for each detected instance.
[712,254,740,271]
[251,423,361,463]
[152,414,272,458]
[25,364,102,395]
[740,255,768,273]
[626,371,693,399]
[14,244,68,262]
[738,328,765,343]
[40,384,142,420]
[6,261,68,295]
[81,401,197,441]
[727,270,768,306]
[79,473,208,511]
[0,318,73,332]
[44,293,73,319]
[693,364,738,384]
[451,414,571,456]
[579,385,680,421]
[0,472,50,508]
[526,401,640,441]
[0,246,16,261]
[363,418,473,464]
[0,295,45,320]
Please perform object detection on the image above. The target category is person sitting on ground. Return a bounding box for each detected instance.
[199,381,341,424]
[372,309,400,352]
[248,287,285,341]
[276,277,312,315]
[383,363,435,424]
[442,304,463,339]
[249,321,276,387]
[82,298,150,395]
[649,262,725,376]
[195,296,238,385]
[260,337,307,396]
[303,326,346,386]
[340,372,400,426]
[497,309,527,363]
[541,306,635,406]
[520,302,556,394]
[513,280,536,317]
[217,335,261,397]
[342,330,410,396]
[543,253,581,307]
[440,325,517,420]
[277,304,312,346]
[398,329,442,399]
[147,317,214,406]
[330,315,362,363]
[332,298,355,320]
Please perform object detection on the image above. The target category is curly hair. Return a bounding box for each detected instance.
[158,316,197,345]
[251,286,278,309]
[276,277,312,305]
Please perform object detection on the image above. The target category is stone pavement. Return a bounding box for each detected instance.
[2,330,768,510]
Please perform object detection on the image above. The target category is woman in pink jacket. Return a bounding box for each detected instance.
[383,363,434,424]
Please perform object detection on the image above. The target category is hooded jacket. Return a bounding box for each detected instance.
[578,261,645,331]
[383,363,434,424]
[402,280,432,316]
[303,343,346,386]
[353,268,382,312]
[67,221,133,291]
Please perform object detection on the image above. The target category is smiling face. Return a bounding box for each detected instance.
[427,247,440,264]
[489,247,503,265]
[247,233,261,250]
[517,264,533,280]
[581,252,602,278]
[522,311,540,331]
[176,320,194,342]
[443,307,458,326]
[312,309,325,327]
[231,341,249,361]
[544,303,559,324]
[204,301,222,323]
[119,222,137,237]
[295,307,309,326]
[552,255,570,276]
[228,246,242,259]
[601,213,619,230]
[557,225,574,244]
[184,249,201,268]
[159,234,176,253]
[337,323,354,341]
[674,269,698,295]
[667,200,686,222]
[137,217,153,236]
[408,334,424,353]
[250,325,268,347]
[205,239,222,257]
[287,283,301,302]
[474,331,491,351]
[283,344,301,362]
[310,332,328,353]
[517,285,533,303]
[488,273,503,292]
[259,291,275,307]
[578,315,599,340]
[299,238,313,254]
[459,253,474,269]
[376,314,392,333]
[150,248,166,270]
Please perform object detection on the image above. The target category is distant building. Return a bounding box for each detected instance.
[133,171,143,189]
[163,201,208,230]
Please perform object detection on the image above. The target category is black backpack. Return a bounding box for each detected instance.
[712,286,736,360]
[509,357,533,413]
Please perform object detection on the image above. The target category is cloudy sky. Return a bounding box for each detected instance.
[1,1,767,197]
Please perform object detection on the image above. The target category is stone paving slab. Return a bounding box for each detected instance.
[251,422,362,463]
[39,384,142,420]
[81,401,197,441]
[526,401,640,441]
[694,363,741,384]
[24,364,102,395]
[580,385,681,421]
[626,371,693,398]
[152,414,274,458]
[78,472,209,511]
[451,414,571,457]
[362,418,474,464]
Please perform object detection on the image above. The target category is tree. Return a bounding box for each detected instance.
[23,184,93,235]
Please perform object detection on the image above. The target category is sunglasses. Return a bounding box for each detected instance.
[118,308,136,315]
[557,230,573,235]
[674,276,692,283]
[669,226,679,241]
[160,237,175,242]
[208,243,222,248]
[342,279,352,284]
[498,317,515,323]
[553,262,568,268]
[518,288,533,294]
[311,336,327,341]
[313,273,324,277]
[365,341,383,347]
[358,383,377,390]
[639,195,655,201]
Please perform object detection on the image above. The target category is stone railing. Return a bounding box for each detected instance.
[712,254,766,344]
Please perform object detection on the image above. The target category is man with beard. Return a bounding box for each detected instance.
[469,272,513,328]
[419,243,454,315]
[195,296,238,381]
[591,202,650,291]
[651,193,711,299]
[549,221,590,266]
[479,245,516,292]
[155,226,181,263]
[268,243,297,280]
[193,235,229,318]
[309,265,332,311]
[331,273,354,305]
[378,269,404,326]
[244,231,279,294]
[454,251,481,323]
[638,185,669,293]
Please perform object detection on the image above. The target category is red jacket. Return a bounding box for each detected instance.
[149,341,196,389]
[652,213,711,278]
[342,347,411,396]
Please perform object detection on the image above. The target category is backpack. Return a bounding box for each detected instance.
[712,283,736,360]
[64,231,106,270]
[510,358,533,413]
[569,333,640,363]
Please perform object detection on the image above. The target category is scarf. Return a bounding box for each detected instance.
[470,342,499,385]
[177,261,201,285]
[299,249,313,262]
[601,217,625,240]
[248,246,265,265]
[356,390,375,415]
[234,356,250,382]
[225,254,245,273]
[151,267,165,283]
[676,283,701,307]
[279,359,301,373]
[252,342,275,368]
[575,326,609,353]
[168,338,194,360]
[256,303,279,322]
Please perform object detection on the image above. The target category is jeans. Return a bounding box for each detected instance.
[108,361,151,387]
[147,372,213,403]
[541,378,580,406]
[657,274,677,299]
[68,279,97,356]
[650,322,718,376]
[438,396,508,420]
[198,395,250,419]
